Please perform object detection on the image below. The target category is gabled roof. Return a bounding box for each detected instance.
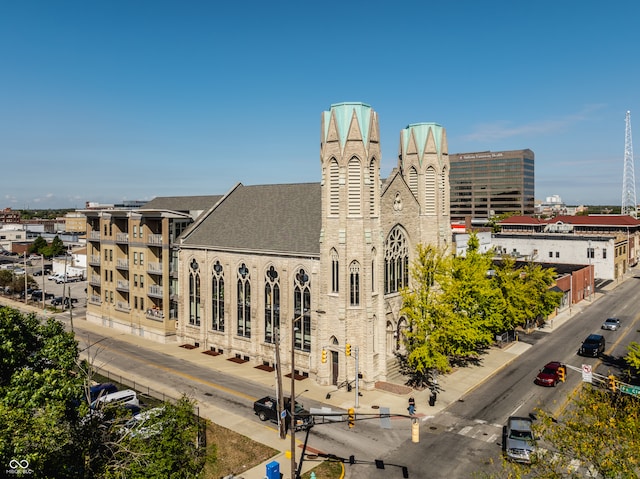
[181,183,321,256]
[142,195,222,212]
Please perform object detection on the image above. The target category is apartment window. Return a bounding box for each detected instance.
[140,252,144,266]
[139,297,144,310]
[211,261,224,331]
[105,250,108,261]
[133,225,137,239]
[133,252,138,265]
[603,248,607,259]
[264,266,280,343]
[237,263,251,338]
[587,247,595,259]
[556,252,560,258]
[134,297,138,309]
[134,274,138,288]
[293,269,311,352]
[549,251,553,258]
[140,275,144,289]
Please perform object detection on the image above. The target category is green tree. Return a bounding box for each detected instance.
[0,306,212,478]
[29,236,48,255]
[438,234,506,352]
[44,235,66,258]
[626,342,640,372]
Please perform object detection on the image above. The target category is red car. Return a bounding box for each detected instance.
[535,361,565,387]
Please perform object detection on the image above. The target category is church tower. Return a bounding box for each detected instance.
[398,123,451,249]
[317,102,385,389]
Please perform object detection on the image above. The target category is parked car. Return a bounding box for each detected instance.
[578,334,605,357]
[51,296,79,307]
[505,416,536,464]
[90,389,140,410]
[31,290,55,301]
[48,273,63,281]
[535,361,565,387]
[601,318,620,331]
[253,396,314,431]
[122,407,167,438]
[89,383,119,403]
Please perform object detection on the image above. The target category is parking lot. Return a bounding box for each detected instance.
[10,275,87,311]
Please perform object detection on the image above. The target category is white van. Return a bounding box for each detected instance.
[90,389,139,409]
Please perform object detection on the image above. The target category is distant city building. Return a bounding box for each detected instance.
[0,208,21,224]
[535,194,567,217]
[449,149,535,222]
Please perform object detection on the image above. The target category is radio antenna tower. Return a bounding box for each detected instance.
[622,110,637,217]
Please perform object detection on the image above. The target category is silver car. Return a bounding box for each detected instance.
[505,416,535,464]
[602,318,620,331]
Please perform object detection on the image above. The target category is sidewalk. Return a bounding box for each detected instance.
[0,273,625,479]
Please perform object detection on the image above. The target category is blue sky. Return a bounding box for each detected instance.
[1,1,639,209]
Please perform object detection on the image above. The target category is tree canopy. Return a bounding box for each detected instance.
[0,306,211,478]
[400,234,562,384]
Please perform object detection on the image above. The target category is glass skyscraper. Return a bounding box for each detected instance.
[449,149,534,222]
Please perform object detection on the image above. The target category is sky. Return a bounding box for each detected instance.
[1,1,639,209]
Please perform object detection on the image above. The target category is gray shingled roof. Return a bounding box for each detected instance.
[181,183,321,256]
[142,195,222,213]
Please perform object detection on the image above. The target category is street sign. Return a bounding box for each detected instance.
[581,364,593,383]
[619,384,640,397]
[281,410,287,419]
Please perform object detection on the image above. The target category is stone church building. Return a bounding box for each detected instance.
[176,102,451,390]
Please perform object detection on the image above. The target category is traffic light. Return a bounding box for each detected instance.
[557,366,566,382]
[348,407,355,428]
[608,375,617,391]
[321,349,327,363]
[345,343,351,356]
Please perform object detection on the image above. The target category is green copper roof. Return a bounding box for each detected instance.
[323,102,372,149]
[401,122,444,162]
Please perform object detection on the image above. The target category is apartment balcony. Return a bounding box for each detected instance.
[115,301,131,312]
[116,233,129,243]
[89,295,102,305]
[147,234,163,246]
[89,275,101,286]
[145,308,164,320]
[148,284,163,298]
[147,262,163,275]
[89,231,101,241]
[116,259,129,270]
[89,255,101,266]
[116,280,130,292]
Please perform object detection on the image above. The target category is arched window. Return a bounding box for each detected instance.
[237,263,251,338]
[329,159,339,216]
[425,166,436,214]
[264,266,280,343]
[348,157,361,216]
[384,227,409,294]
[294,268,311,352]
[189,259,201,326]
[331,248,339,293]
[211,260,224,331]
[349,261,360,306]
[408,166,418,199]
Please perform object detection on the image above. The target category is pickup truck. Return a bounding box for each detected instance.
[253,396,313,431]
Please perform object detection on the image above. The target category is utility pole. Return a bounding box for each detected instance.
[622,110,637,218]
